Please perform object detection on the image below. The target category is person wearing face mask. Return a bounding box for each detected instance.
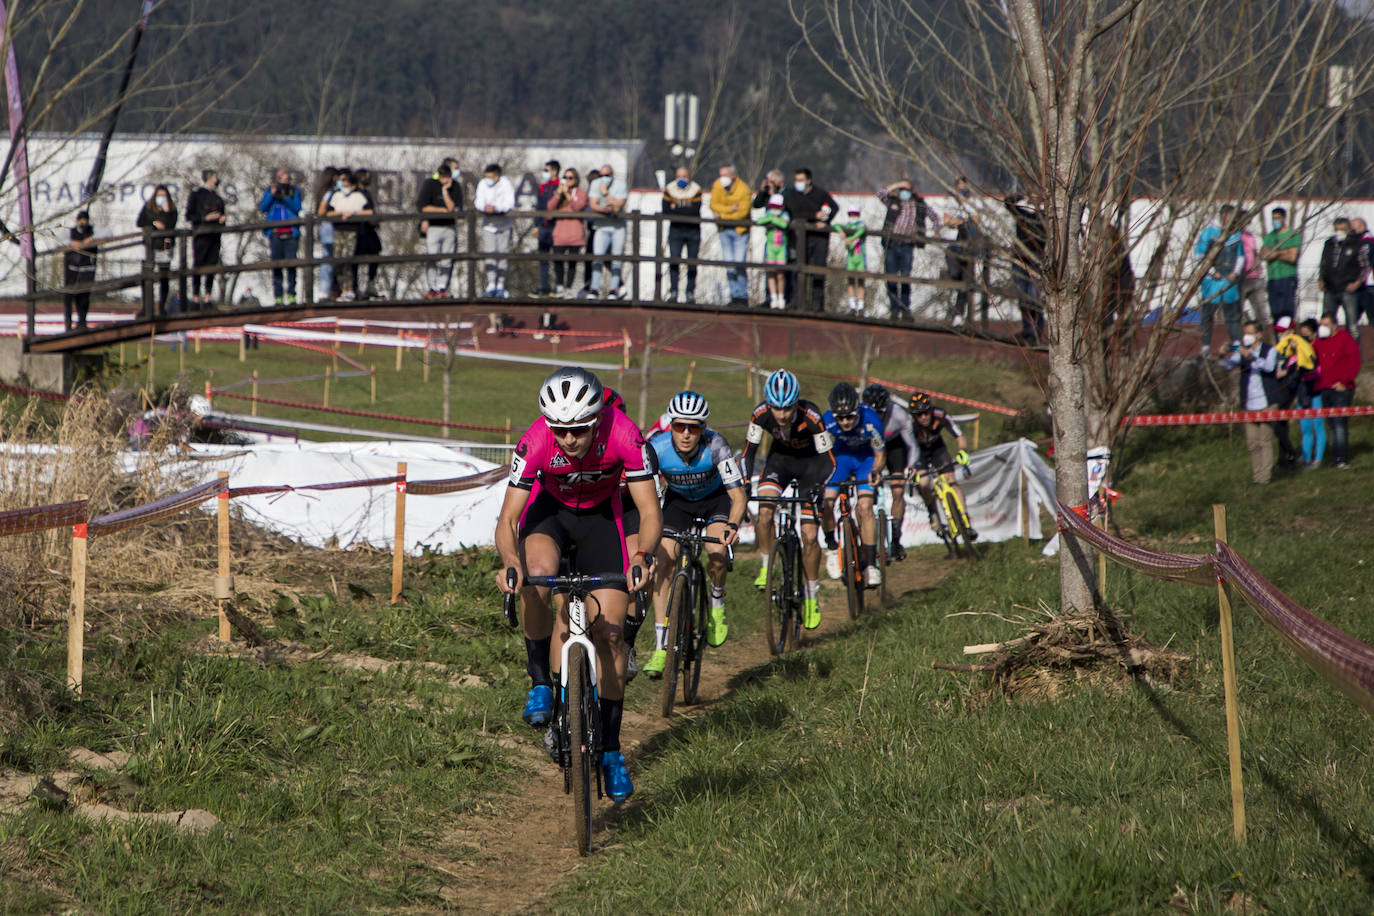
[1353,217,1374,331]
[586,164,629,300]
[1194,203,1245,356]
[877,177,934,321]
[1318,216,1361,328]
[1294,318,1327,468]
[63,210,98,330]
[185,169,226,310]
[942,176,979,327]
[781,167,840,312]
[709,165,752,305]
[1218,321,1286,484]
[416,160,462,298]
[474,163,516,298]
[136,185,178,316]
[661,167,703,303]
[1310,313,1361,469]
[1259,207,1301,323]
[534,160,562,297]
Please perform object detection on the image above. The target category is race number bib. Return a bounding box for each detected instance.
[746,423,765,445]
[508,453,527,485]
[718,456,743,487]
[813,431,835,452]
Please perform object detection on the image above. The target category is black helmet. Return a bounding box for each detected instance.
[829,381,860,416]
[908,391,932,414]
[861,383,890,413]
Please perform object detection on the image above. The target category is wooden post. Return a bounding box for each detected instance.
[238,330,246,363]
[323,367,331,407]
[204,380,212,409]
[358,320,366,355]
[251,370,259,417]
[746,363,754,399]
[370,365,376,403]
[972,415,981,450]
[422,339,430,383]
[392,462,407,603]
[1019,469,1030,546]
[1097,512,1109,600]
[684,360,696,390]
[137,342,144,362]
[395,327,403,371]
[147,326,156,393]
[66,503,88,694]
[178,339,185,374]
[217,472,232,642]
[637,316,654,430]
[504,417,511,446]
[194,331,201,354]
[331,347,339,374]
[1213,504,1246,844]
[119,342,125,365]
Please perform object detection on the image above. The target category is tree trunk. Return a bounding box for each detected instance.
[441,339,454,440]
[1046,290,1097,613]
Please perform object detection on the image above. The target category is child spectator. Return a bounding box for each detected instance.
[834,205,867,314]
[757,194,790,310]
[1293,318,1326,468]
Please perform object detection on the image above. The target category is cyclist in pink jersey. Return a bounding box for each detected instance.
[495,367,660,801]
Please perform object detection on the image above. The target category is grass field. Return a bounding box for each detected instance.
[107,335,1041,448]
[2,344,1371,911]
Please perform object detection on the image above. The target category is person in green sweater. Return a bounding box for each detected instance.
[757,194,791,310]
[1259,206,1301,323]
[834,206,868,314]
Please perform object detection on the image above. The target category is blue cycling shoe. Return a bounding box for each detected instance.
[522,684,554,727]
[601,751,634,802]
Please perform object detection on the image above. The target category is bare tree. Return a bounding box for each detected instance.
[792,0,1374,612]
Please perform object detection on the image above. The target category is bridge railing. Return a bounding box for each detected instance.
[29,208,1030,338]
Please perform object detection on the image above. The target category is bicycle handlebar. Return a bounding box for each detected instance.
[524,573,630,590]
[503,568,520,628]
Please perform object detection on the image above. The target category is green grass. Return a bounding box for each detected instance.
[107,336,1036,446]
[6,353,1371,911]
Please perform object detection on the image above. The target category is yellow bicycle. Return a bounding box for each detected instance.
[920,461,979,559]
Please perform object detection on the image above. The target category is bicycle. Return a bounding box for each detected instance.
[828,478,872,621]
[659,519,729,718]
[921,462,979,559]
[504,569,626,856]
[754,486,821,655]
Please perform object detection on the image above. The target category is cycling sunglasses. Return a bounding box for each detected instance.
[834,412,858,421]
[549,422,596,436]
[671,421,703,433]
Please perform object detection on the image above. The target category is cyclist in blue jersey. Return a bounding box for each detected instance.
[862,383,917,560]
[643,391,747,676]
[820,382,886,587]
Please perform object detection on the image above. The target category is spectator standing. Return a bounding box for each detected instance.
[662,167,703,303]
[580,168,602,293]
[313,167,341,299]
[354,169,383,299]
[1318,216,1361,328]
[753,169,788,304]
[474,163,515,298]
[326,170,372,300]
[1219,322,1286,485]
[545,167,588,298]
[942,176,979,327]
[1259,206,1300,323]
[783,168,839,312]
[1294,318,1327,468]
[534,159,561,297]
[876,178,933,321]
[136,187,177,316]
[63,210,98,330]
[833,206,867,314]
[417,161,462,298]
[756,194,791,310]
[1311,312,1361,469]
[709,164,752,306]
[1354,217,1374,330]
[185,169,226,310]
[258,167,302,305]
[587,164,629,300]
[1276,315,1318,467]
[1194,203,1245,355]
[1239,223,1268,334]
[1003,192,1046,342]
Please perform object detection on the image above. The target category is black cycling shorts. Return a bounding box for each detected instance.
[662,486,733,534]
[758,452,834,519]
[884,439,908,478]
[520,490,629,589]
[620,489,640,539]
[915,444,955,474]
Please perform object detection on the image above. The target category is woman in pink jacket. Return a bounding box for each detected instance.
[546,167,589,298]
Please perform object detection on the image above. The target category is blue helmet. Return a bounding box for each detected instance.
[764,369,800,409]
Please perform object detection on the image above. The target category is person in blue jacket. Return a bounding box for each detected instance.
[259,168,303,305]
[820,382,886,587]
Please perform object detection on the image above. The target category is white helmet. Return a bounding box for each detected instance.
[667,390,709,423]
[538,366,604,424]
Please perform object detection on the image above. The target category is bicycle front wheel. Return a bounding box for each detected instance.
[764,540,793,655]
[684,564,708,705]
[567,644,595,856]
[875,508,890,607]
[840,516,863,620]
[946,488,978,559]
[660,568,691,718]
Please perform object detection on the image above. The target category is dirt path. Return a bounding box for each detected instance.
[437,556,953,915]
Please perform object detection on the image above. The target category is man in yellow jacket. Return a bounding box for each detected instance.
[710,165,754,306]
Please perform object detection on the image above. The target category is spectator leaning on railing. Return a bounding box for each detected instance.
[1259,206,1300,324]
[417,160,462,299]
[326,170,372,301]
[185,169,226,310]
[709,165,752,306]
[662,166,703,303]
[587,164,629,300]
[534,160,561,297]
[63,210,98,330]
[545,167,588,299]
[258,167,302,305]
[475,163,516,299]
[1318,216,1361,329]
[875,178,934,321]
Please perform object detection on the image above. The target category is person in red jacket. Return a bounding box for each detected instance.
[1311,313,1362,469]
